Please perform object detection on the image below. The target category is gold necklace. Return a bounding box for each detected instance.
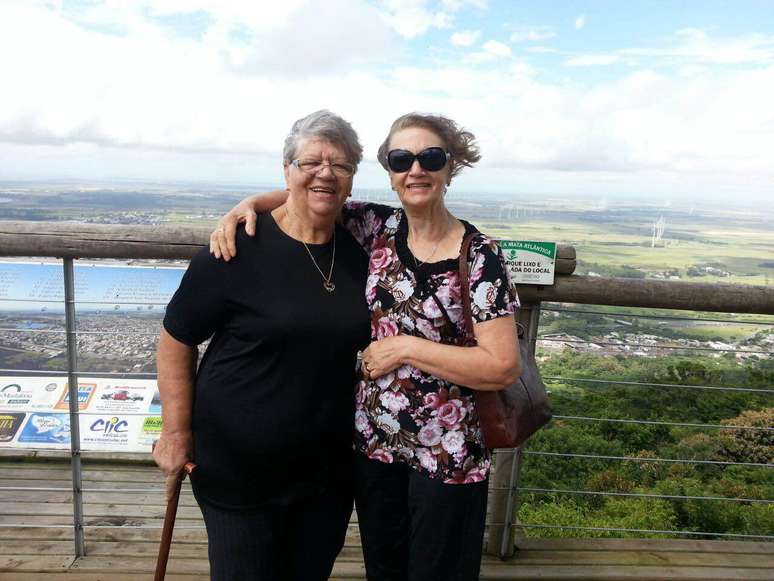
[301,230,336,292]
[286,207,336,292]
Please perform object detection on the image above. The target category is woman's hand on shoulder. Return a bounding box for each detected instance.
[209,198,259,262]
[210,190,290,261]
[362,335,414,379]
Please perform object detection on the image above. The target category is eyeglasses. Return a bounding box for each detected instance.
[290,159,356,178]
[386,147,450,173]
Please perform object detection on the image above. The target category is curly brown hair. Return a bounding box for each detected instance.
[376,113,481,179]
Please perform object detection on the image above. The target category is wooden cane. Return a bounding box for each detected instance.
[154,462,196,581]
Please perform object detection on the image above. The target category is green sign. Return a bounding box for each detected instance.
[498,240,557,285]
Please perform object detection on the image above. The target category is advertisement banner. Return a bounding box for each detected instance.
[0,412,25,442]
[81,415,138,450]
[17,412,71,446]
[54,382,97,411]
[0,378,63,411]
[138,416,162,447]
[92,381,153,414]
[0,375,160,452]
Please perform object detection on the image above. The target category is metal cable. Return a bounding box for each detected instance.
[538,337,772,355]
[523,451,773,468]
[73,330,159,336]
[84,524,206,529]
[553,414,774,431]
[0,486,76,492]
[0,328,159,336]
[3,486,761,503]
[2,522,768,539]
[0,409,161,416]
[513,523,774,540]
[541,307,774,326]
[543,376,774,394]
[0,368,156,377]
[0,524,75,529]
[0,298,169,306]
[518,487,773,504]
[0,298,65,304]
[0,486,182,494]
[0,328,64,334]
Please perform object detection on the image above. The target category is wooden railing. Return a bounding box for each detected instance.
[2,221,771,313]
[0,220,772,560]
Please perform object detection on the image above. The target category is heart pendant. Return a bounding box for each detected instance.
[323,281,335,292]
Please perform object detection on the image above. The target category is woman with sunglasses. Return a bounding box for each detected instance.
[210,113,521,581]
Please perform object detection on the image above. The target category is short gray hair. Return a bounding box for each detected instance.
[283,110,363,170]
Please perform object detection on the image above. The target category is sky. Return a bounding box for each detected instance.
[0,0,773,201]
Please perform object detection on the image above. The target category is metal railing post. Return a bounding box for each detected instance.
[499,447,522,558]
[63,258,85,557]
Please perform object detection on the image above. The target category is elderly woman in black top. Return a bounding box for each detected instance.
[211,113,521,581]
[153,110,370,581]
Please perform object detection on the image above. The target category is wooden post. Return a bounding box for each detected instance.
[487,448,517,557]
[486,303,541,558]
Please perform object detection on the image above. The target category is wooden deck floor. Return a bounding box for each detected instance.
[1,460,773,580]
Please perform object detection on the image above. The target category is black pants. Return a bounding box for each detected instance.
[198,491,352,581]
[353,453,489,581]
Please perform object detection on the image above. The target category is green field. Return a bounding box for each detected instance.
[3,186,772,285]
[480,205,774,285]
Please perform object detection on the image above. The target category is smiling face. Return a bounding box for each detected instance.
[387,126,451,211]
[284,138,353,220]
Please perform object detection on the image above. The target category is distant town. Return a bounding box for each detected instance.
[0,181,772,374]
[1,308,770,376]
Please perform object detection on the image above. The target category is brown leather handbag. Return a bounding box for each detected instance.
[457,233,553,449]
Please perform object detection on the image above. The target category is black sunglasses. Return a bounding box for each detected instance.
[387,147,450,173]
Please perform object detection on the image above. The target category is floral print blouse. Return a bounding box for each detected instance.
[342,202,519,484]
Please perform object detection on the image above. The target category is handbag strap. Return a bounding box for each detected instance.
[456,233,526,343]
[429,292,457,338]
[457,232,479,347]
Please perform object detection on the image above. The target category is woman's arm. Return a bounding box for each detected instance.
[152,329,197,500]
[362,316,521,391]
[210,190,288,260]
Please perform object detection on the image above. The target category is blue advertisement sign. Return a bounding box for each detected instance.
[0,261,185,312]
[18,413,71,445]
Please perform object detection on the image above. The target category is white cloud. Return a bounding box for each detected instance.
[0,0,396,152]
[441,0,488,10]
[526,46,558,54]
[1,2,774,197]
[510,26,555,43]
[575,14,586,30]
[378,0,452,39]
[565,54,620,67]
[464,40,512,63]
[451,29,480,47]
[564,29,774,68]
[377,0,488,39]
[621,28,774,65]
[482,40,512,57]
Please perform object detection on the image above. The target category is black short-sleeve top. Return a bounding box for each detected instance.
[163,212,370,510]
[341,201,519,484]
